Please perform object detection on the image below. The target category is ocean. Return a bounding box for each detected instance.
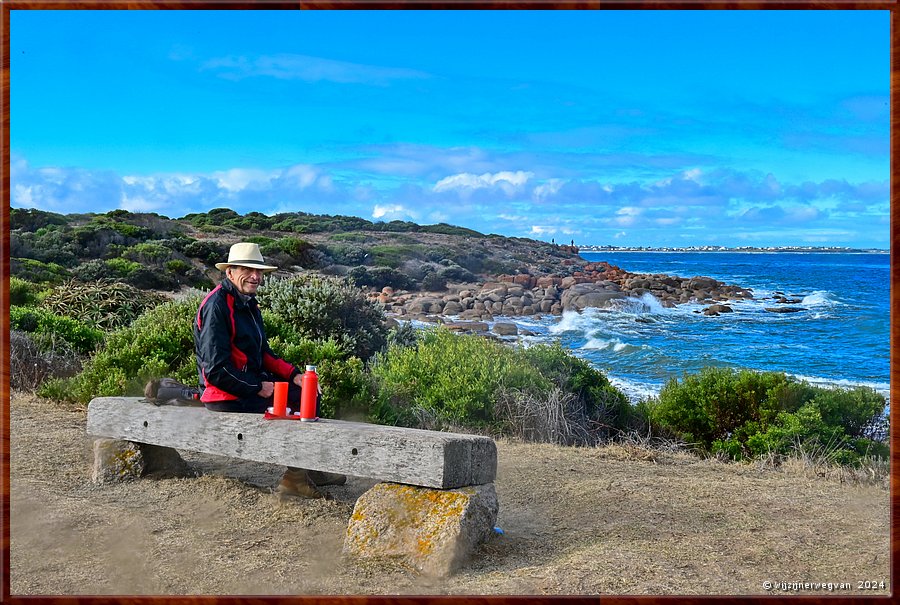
[510,252,890,405]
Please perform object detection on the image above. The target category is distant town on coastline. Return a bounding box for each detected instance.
[578,245,889,254]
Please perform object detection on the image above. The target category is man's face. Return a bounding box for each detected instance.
[227,266,265,296]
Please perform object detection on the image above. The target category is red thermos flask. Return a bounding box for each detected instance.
[299,365,319,422]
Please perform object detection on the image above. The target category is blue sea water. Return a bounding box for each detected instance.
[509,252,890,404]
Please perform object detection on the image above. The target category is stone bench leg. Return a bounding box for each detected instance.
[343,482,499,576]
[91,439,192,484]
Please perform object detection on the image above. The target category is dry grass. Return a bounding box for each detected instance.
[9,390,891,596]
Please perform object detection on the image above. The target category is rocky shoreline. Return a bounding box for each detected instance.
[369,260,772,334]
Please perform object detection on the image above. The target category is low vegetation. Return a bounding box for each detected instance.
[10,208,889,476]
[641,367,889,465]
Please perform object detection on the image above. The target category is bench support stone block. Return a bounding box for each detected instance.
[91,439,192,484]
[343,482,498,576]
[91,439,145,484]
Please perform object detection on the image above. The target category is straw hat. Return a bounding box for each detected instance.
[215,242,278,272]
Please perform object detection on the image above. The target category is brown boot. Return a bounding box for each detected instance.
[307,470,347,487]
[276,467,330,500]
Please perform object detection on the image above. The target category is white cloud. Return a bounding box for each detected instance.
[201,53,430,86]
[372,204,416,221]
[433,170,534,195]
[212,168,279,192]
[530,225,558,236]
[533,178,565,201]
[13,184,34,206]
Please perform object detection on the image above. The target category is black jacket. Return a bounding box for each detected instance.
[193,278,298,402]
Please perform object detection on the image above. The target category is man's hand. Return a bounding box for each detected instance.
[292,370,323,394]
[257,381,274,398]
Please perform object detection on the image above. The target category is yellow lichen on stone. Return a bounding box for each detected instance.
[344,481,498,577]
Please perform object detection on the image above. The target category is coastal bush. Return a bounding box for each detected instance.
[38,295,203,403]
[11,258,70,284]
[182,239,228,265]
[348,266,416,291]
[10,305,104,354]
[10,276,42,307]
[644,367,888,464]
[370,329,631,443]
[371,327,545,427]
[260,237,323,269]
[325,243,369,266]
[10,208,68,232]
[257,274,388,361]
[420,271,447,291]
[370,244,424,268]
[519,342,636,434]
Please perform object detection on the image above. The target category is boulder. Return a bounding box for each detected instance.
[406,298,444,315]
[765,307,805,313]
[91,440,191,483]
[91,439,145,484]
[492,322,519,336]
[445,321,490,333]
[344,482,499,577]
[480,283,508,297]
[560,283,628,311]
[704,304,734,316]
[442,301,465,315]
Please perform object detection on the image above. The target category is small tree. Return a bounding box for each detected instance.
[258,274,388,361]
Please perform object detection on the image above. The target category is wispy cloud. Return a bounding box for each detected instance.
[433,171,534,195]
[200,53,431,86]
[10,153,888,248]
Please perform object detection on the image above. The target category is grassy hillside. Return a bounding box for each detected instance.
[10,207,582,293]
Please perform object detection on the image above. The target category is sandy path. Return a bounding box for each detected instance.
[8,391,891,596]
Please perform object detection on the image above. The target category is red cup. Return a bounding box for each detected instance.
[273,382,288,417]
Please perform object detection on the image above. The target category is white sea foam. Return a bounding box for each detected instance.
[583,337,629,352]
[801,290,841,306]
[607,376,662,404]
[789,373,890,403]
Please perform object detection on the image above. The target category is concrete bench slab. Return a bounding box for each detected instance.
[86,397,497,489]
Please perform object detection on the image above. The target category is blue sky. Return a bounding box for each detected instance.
[9,9,890,248]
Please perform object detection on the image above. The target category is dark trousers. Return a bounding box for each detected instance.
[204,381,310,414]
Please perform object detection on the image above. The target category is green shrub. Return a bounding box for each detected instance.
[370,329,629,442]
[124,242,172,264]
[106,257,141,278]
[520,342,634,433]
[420,271,447,291]
[263,332,376,420]
[371,327,543,426]
[11,258,70,284]
[10,276,41,306]
[324,243,369,266]
[39,296,202,403]
[644,367,888,464]
[369,244,424,268]
[10,305,104,354]
[257,274,388,361]
[166,259,193,274]
[348,266,416,291]
[182,239,228,265]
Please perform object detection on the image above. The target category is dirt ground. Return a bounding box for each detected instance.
[8,391,892,596]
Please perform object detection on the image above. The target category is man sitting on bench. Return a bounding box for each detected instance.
[193,242,345,500]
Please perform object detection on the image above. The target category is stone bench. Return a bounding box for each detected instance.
[86,397,499,576]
